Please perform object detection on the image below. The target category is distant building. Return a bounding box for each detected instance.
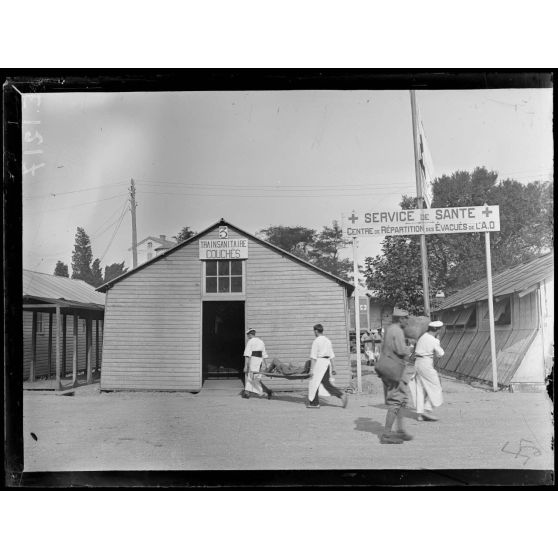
[348,288,392,333]
[433,253,553,391]
[129,235,177,267]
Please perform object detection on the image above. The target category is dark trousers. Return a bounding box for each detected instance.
[309,368,343,405]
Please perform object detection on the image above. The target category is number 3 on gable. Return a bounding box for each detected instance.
[219,226,228,239]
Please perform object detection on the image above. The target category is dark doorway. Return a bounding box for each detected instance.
[202,301,245,381]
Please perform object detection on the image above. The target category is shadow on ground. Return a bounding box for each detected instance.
[371,404,419,421]
[240,392,307,405]
[354,417,384,439]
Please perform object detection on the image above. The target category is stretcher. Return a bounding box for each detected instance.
[261,371,311,379]
[260,358,312,379]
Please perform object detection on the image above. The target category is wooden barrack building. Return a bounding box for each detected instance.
[23,270,105,391]
[97,219,355,392]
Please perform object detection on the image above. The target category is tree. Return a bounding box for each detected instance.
[257,225,316,259]
[174,226,197,243]
[91,258,104,287]
[363,168,554,313]
[53,260,69,277]
[104,262,128,283]
[54,261,68,277]
[71,227,94,284]
[431,168,553,289]
[258,221,356,282]
[363,196,450,314]
[308,221,354,281]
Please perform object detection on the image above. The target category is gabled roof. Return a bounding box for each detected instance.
[98,219,355,294]
[23,270,106,308]
[438,252,554,310]
[130,236,177,251]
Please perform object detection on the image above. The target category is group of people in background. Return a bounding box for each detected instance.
[241,308,445,446]
[361,327,383,365]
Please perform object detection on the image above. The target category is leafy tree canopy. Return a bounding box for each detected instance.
[104,262,128,283]
[90,258,104,288]
[174,226,197,243]
[258,221,357,282]
[53,260,69,277]
[257,225,316,259]
[71,227,94,285]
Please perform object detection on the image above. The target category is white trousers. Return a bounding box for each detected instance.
[308,358,331,400]
[244,372,265,395]
[408,357,443,413]
[245,356,264,395]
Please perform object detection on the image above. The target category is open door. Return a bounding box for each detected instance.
[202,301,245,381]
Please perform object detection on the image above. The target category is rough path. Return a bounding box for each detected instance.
[23,374,553,472]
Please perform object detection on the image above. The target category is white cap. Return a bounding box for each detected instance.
[246,328,256,335]
[429,321,443,328]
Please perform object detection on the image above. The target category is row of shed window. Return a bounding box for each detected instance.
[33,313,90,335]
[439,296,511,329]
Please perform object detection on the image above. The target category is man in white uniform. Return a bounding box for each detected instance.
[307,324,348,409]
[242,328,273,400]
[409,320,445,421]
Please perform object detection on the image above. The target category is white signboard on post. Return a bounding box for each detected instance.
[344,203,502,392]
[199,238,248,259]
[343,205,500,237]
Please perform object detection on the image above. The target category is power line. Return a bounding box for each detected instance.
[135,189,415,199]
[134,170,552,193]
[90,199,129,239]
[98,202,129,264]
[24,193,128,215]
[135,178,418,190]
[23,179,129,200]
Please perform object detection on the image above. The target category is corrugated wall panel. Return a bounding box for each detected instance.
[453,332,490,377]
[481,328,537,385]
[443,330,476,373]
[473,330,513,382]
[436,329,464,370]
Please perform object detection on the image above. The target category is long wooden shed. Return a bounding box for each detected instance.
[23,270,105,390]
[97,219,355,392]
[433,252,553,391]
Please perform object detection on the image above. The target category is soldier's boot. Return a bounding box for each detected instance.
[380,408,403,444]
[396,408,413,441]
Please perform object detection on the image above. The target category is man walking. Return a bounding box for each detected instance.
[375,308,414,444]
[242,328,273,399]
[307,324,348,409]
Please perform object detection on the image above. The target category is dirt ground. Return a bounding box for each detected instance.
[23,369,554,472]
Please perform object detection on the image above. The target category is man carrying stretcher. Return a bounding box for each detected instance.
[306,324,348,409]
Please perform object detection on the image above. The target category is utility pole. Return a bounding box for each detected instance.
[352,236,363,394]
[129,178,138,269]
[410,90,431,317]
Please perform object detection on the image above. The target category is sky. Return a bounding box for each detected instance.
[22,88,553,275]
